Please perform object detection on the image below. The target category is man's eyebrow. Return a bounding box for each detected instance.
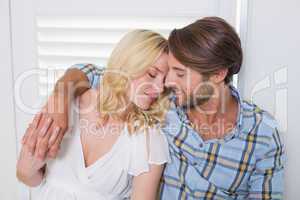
[172,66,186,72]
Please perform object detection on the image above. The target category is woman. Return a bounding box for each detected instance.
[17,30,170,200]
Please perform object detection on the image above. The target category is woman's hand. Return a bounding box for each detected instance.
[21,67,91,160]
[17,141,46,179]
[17,120,48,187]
[22,92,68,160]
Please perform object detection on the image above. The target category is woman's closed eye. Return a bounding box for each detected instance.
[148,71,157,78]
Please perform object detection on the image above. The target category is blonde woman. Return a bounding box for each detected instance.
[17,30,170,200]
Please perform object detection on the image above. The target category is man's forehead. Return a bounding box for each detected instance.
[167,53,187,71]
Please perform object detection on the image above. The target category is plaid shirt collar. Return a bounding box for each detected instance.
[173,84,244,141]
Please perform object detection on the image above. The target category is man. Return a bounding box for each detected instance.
[22,17,284,199]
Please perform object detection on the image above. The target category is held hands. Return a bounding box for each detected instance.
[22,92,69,161]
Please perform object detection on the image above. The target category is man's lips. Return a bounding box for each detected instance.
[174,91,183,97]
[169,87,182,95]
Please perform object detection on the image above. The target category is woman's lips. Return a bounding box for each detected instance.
[145,93,158,102]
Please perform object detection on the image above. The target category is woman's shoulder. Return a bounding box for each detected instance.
[126,126,171,176]
[78,89,99,111]
[79,88,98,103]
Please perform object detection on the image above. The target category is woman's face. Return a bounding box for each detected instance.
[129,53,169,110]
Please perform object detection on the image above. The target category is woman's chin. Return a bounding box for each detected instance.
[134,102,151,110]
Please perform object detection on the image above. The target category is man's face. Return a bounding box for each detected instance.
[165,52,214,108]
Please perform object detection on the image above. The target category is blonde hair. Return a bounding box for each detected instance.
[98,30,170,134]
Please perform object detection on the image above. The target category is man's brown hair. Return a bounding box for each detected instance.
[168,16,243,84]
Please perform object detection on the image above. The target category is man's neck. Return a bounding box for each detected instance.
[186,85,238,140]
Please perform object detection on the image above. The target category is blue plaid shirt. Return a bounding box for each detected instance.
[73,64,285,200]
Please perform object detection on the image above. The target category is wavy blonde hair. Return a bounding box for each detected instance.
[97,30,170,134]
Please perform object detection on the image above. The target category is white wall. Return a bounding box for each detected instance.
[0,0,18,199]
[238,0,300,199]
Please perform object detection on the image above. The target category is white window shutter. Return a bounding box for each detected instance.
[36,15,205,94]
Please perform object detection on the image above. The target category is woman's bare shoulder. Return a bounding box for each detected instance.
[79,89,98,111]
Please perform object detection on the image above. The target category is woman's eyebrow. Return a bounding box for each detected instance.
[153,66,164,73]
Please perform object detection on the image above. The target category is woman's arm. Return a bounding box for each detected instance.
[131,164,164,200]
[16,114,52,187]
[16,144,46,187]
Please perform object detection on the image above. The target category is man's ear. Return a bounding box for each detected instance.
[210,68,228,84]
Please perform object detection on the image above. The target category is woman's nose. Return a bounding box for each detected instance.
[150,80,164,94]
[153,83,164,94]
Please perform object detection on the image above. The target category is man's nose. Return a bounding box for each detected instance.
[164,73,175,89]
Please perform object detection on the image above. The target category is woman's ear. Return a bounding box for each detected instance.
[210,68,228,84]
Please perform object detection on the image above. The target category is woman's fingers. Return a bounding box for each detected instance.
[21,113,42,145]
[26,131,38,156]
[32,112,42,128]
[21,134,27,145]
[25,124,38,156]
[38,117,53,137]
[27,116,53,155]
[22,124,33,145]
[36,125,56,160]
[48,132,64,159]
[48,126,61,148]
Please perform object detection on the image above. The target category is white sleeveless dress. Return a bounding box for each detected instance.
[31,101,170,200]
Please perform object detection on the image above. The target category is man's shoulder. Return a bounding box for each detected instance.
[71,63,105,88]
[161,103,183,136]
[71,63,105,75]
[239,100,285,165]
[240,100,279,140]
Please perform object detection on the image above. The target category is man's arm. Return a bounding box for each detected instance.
[247,126,285,199]
[22,64,101,160]
[70,63,103,90]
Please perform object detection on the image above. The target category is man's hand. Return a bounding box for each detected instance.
[22,67,91,160]
[22,92,69,160]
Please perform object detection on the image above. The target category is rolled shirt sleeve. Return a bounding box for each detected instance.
[70,63,104,89]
